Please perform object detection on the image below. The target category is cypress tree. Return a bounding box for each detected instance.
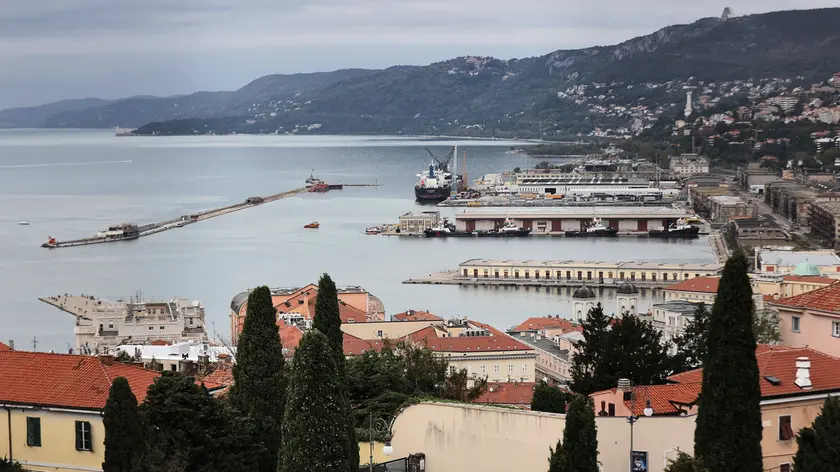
[312,273,359,471]
[103,377,144,472]
[228,285,286,472]
[280,330,351,472]
[664,452,706,472]
[694,251,763,472]
[547,395,598,472]
[672,303,711,373]
[570,303,613,395]
[792,396,840,471]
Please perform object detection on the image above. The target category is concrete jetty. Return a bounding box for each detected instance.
[42,186,308,249]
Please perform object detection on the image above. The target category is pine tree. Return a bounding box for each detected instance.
[103,377,144,472]
[571,305,671,395]
[531,382,570,413]
[694,251,763,472]
[228,285,286,472]
[312,273,359,471]
[664,452,707,472]
[792,396,840,471]
[570,303,613,395]
[280,330,351,472]
[547,395,598,472]
[142,372,260,472]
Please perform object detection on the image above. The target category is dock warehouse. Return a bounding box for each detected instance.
[458,259,723,284]
[453,206,693,233]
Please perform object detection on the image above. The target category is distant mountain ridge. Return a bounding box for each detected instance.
[2,8,839,135]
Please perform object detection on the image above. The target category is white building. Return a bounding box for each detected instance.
[669,154,710,176]
[47,294,210,353]
[650,300,703,349]
[114,341,235,373]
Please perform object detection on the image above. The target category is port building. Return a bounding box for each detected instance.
[453,206,693,233]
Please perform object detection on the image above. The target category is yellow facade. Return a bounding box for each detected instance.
[440,351,536,383]
[0,406,104,472]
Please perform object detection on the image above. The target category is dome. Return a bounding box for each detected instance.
[616,282,640,295]
[793,260,821,276]
[572,285,597,299]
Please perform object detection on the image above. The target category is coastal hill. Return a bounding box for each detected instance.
[3,8,840,136]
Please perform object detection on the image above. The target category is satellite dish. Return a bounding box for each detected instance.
[192,300,200,307]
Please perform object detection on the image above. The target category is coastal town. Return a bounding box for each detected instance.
[6,5,840,472]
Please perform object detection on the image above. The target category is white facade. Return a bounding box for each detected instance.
[669,155,710,176]
[74,297,208,353]
[114,341,234,373]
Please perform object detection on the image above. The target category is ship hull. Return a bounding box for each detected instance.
[649,227,700,238]
[415,185,451,202]
[423,230,474,238]
[476,230,531,238]
[565,229,618,237]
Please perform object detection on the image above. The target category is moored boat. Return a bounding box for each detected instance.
[365,226,383,235]
[565,217,618,237]
[423,218,473,237]
[475,219,531,238]
[649,218,700,238]
[18,221,30,226]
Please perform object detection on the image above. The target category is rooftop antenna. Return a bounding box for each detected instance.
[32,336,38,352]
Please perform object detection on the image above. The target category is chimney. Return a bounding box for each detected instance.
[99,354,115,366]
[795,357,812,389]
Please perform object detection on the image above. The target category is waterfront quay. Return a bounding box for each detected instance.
[453,206,698,233]
[404,259,723,288]
[43,186,308,248]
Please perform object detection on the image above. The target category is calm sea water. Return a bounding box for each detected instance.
[0,130,713,351]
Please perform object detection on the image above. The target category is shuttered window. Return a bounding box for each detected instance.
[26,417,41,447]
[779,415,793,441]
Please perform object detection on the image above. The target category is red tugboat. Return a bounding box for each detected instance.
[304,221,320,229]
[309,183,329,193]
[42,237,57,248]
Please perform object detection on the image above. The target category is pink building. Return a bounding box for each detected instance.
[770,281,840,356]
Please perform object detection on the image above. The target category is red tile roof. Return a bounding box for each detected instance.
[150,340,171,346]
[474,382,537,406]
[664,277,720,294]
[275,288,369,323]
[782,275,837,284]
[770,281,840,313]
[393,310,443,322]
[0,341,10,351]
[0,351,159,410]
[511,317,578,332]
[628,383,701,416]
[279,324,304,352]
[198,363,233,391]
[669,346,840,399]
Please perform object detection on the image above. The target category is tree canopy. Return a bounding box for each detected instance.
[103,377,144,472]
[228,285,287,472]
[694,251,762,472]
[548,395,599,472]
[531,382,571,413]
[793,396,840,471]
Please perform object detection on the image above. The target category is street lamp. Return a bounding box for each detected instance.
[369,412,393,472]
[619,378,653,472]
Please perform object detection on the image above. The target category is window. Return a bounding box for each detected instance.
[779,464,791,472]
[779,415,793,441]
[462,269,468,277]
[75,421,92,451]
[159,326,165,330]
[108,323,114,329]
[522,363,528,373]
[833,321,840,338]
[170,364,177,372]
[514,270,520,279]
[577,271,582,280]
[26,417,41,447]
[493,364,500,374]
[376,330,383,337]
[792,316,801,333]
[508,364,514,374]
[148,326,154,330]
[608,403,616,416]
[480,365,486,374]
[449,365,457,375]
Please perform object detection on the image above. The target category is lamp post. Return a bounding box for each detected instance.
[369,412,393,472]
[619,378,653,472]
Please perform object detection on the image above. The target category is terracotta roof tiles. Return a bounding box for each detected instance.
[474,382,537,406]
[393,310,443,322]
[511,317,578,333]
[770,281,840,313]
[669,346,840,399]
[0,341,10,351]
[664,276,720,294]
[782,275,837,284]
[0,351,159,410]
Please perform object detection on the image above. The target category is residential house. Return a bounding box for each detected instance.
[508,316,581,385]
[649,300,704,349]
[769,281,840,356]
[752,274,836,299]
[0,351,160,472]
[229,284,385,343]
[669,154,709,176]
[668,346,840,472]
[590,382,701,418]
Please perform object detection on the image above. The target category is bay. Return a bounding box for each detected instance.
[0,129,712,351]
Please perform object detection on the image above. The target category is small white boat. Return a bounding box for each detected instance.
[18,221,30,226]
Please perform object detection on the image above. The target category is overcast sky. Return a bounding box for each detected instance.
[0,0,835,109]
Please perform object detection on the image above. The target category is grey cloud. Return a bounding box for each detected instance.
[0,0,836,108]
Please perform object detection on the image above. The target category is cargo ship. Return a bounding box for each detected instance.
[414,146,464,202]
[649,218,700,238]
[565,217,618,237]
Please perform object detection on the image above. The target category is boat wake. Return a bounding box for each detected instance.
[0,160,132,169]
